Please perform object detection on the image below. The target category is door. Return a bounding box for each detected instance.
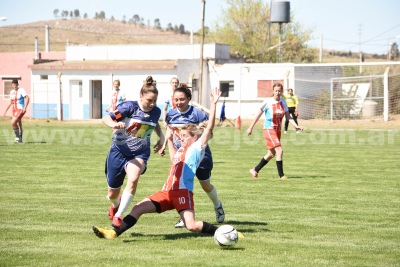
[91,80,102,119]
[70,80,83,119]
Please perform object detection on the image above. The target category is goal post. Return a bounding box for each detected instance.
[330,74,385,121]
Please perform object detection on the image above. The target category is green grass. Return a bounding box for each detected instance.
[0,119,399,267]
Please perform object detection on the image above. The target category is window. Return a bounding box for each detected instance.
[191,79,198,92]
[40,75,48,80]
[219,81,234,97]
[258,80,284,97]
[2,80,13,100]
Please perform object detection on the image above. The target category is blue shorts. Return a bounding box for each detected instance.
[105,144,148,189]
[196,167,212,181]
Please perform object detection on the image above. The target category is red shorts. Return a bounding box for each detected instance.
[13,109,26,119]
[149,189,194,213]
[263,128,281,149]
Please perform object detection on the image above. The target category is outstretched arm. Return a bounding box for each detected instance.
[201,87,221,147]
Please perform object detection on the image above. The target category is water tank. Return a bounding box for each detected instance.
[270,0,290,23]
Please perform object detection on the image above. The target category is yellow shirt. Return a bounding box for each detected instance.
[283,94,298,108]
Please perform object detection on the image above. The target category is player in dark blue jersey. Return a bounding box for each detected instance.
[160,83,225,228]
[102,76,165,228]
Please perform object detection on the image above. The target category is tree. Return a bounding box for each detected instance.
[166,23,173,31]
[154,18,161,29]
[179,24,185,34]
[207,0,315,63]
[70,11,73,18]
[133,14,140,24]
[53,9,59,18]
[74,9,80,18]
[61,10,69,18]
[122,15,126,24]
[83,13,88,19]
[99,11,106,20]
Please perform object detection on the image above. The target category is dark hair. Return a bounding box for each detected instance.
[141,76,158,95]
[273,83,283,90]
[174,83,192,100]
[12,79,19,84]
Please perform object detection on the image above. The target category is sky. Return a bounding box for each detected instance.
[1,0,399,55]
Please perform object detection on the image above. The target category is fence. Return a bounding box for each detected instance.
[295,63,400,121]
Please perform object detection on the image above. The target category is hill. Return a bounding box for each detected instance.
[0,18,387,63]
[0,18,199,53]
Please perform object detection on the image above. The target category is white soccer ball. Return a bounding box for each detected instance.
[214,224,238,247]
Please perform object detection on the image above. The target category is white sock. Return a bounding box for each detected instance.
[107,196,120,207]
[114,192,134,218]
[206,186,221,208]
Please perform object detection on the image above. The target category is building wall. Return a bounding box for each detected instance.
[209,63,295,119]
[0,52,65,117]
[66,43,230,61]
[31,69,177,120]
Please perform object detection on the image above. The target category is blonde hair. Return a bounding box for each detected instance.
[181,122,212,139]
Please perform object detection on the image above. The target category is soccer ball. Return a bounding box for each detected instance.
[214,224,238,247]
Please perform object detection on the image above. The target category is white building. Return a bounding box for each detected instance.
[30,43,391,121]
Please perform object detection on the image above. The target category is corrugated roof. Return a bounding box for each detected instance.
[29,60,177,70]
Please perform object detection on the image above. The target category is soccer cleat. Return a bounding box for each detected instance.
[112,216,122,228]
[108,195,122,220]
[214,203,225,223]
[14,137,20,143]
[284,131,287,134]
[278,176,288,180]
[249,168,258,178]
[237,231,245,239]
[174,218,185,228]
[92,226,117,239]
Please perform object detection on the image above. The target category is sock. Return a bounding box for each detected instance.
[13,128,19,138]
[107,195,120,207]
[115,215,137,236]
[19,132,22,140]
[206,186,221,208]
[255,158,268,173]
[114,192,134,218]
[201,221,218,235]
[276,160,284,177]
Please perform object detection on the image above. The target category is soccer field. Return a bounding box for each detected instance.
[0,119,399,267]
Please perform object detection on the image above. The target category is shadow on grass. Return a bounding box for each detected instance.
[123,220,270,242]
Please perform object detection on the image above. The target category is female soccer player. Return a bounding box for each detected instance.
[247,83,303,180]
[160,83,225,228]
[102,76,164,228]
[106,79,126,112]
[3,79,30,143]
[93,87,223,239]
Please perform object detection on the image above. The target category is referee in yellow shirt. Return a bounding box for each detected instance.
[283,88,299,133]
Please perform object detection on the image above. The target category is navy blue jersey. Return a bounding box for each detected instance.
[166,105,213,169]
[109,101,161,157]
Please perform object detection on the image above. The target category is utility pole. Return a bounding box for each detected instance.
[198,0,205,106]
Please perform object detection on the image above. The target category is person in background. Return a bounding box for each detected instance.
[102,76,164,229]
[106,79,126,112]
[163,77,179,127]
[282,88,299,134]
[92,88,226,239]
[159,83,225,228]
[3,79,30,143]
[247,83,303,180]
